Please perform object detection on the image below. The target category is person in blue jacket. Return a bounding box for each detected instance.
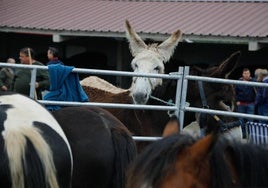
[255,69,268,124]
[235,68,256,138]
[47,47,64,65]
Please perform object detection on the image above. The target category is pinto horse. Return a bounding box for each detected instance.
[81,51,242,139]
[126,127,268,188]
[0,92,72,188]
[52,106,137,188]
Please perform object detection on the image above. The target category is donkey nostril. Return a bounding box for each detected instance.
[133,92,148,104]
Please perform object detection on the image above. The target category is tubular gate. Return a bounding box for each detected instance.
[1,62,268,144]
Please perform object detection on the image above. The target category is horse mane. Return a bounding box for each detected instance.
[127,134,268,188]
[126,134,196,188]
[219,141,268,187]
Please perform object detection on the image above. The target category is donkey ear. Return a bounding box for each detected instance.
[125,20,147,57]
[158,30,182,63]
[209,51,241,78]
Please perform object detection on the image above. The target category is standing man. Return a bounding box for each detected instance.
[235,68,256,138]
[47,47,64,65]
[13,47,50,99]
[0,58,15,91]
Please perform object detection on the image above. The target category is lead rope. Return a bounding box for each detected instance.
[149,95,175,117]
[149,95,175,106]
[198,81,225,135]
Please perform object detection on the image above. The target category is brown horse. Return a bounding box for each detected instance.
[81,51,241,139]
[126,126,268,188]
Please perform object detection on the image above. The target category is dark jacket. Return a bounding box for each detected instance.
[235,77,256,103]
[13,61,50,99]
[47,58,64,65]
[0,67,14,90]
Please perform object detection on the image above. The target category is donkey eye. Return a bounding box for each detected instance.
[133,77,137,83]
[132,63,138,70]
[154,66,160,72]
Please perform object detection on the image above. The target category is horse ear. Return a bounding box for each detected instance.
[162,115,180,137]
[158,30,182,63]
[187,132,218,165]
[209,51,241,78]
[189,134,214,164]
[125,20,148,57]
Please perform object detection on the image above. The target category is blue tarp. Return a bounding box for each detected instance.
[44,64,88,111]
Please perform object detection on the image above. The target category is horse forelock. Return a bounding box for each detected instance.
[132,49,164,69]
[147,43,159,51]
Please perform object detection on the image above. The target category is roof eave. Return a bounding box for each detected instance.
[1,27,268,46]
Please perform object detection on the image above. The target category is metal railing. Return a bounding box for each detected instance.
[178,66,268,131]
[1,62,268,142]
[0,62,182,142]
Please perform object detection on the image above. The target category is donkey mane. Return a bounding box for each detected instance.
[80,76,129,94]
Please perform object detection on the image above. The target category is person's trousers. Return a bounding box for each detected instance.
[237,103,255,137]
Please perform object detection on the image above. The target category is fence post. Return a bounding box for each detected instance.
[29,68,37,99]
[179,66,189,130]
[174,67,184,125]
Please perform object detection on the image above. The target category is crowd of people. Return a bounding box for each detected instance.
[235,68,268,138]
[0,47,63,99]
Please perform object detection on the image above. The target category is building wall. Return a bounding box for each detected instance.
[1,32,268,87]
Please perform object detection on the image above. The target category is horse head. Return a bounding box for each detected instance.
[127,125,268,188]
[125,20,182,104]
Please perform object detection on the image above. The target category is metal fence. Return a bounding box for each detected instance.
[1,62,268,143]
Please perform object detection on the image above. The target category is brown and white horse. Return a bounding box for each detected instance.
[0,92,72,188]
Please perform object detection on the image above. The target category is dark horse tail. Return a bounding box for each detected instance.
[111,126,137,188]
[3,125,59,188]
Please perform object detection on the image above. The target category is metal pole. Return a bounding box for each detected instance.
[29,68,37,99]
[179,66,189,130]
[173,67,184,129]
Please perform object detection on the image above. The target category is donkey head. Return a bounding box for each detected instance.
[125,20,182,104]
[188,51,241,133]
